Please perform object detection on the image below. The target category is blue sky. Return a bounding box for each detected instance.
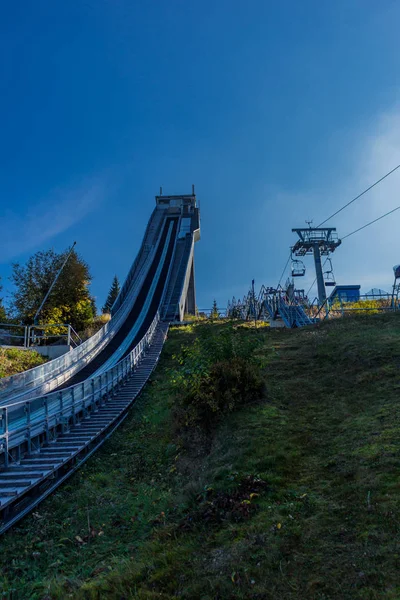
[1,0,400,311]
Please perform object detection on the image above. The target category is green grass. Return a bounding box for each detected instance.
[2,315,400,599]
[0,347,48,379]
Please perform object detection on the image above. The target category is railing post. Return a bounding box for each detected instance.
[91,379,96,413]
[25,401,31,455]
[67,325,71,347]
[1,407,8,469]
[112,366,117,397]
[71,387,76,425]
[99,374,103,405]
[43,397,49,444]
[59,391,64,433]
[105,370,109,401]
[82,381,86,417]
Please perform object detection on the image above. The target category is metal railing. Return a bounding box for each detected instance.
[112,207,164,314]
[0,323,82,349]
[0,324,28,348]
[0,311,161,467]
[0,242,159,402]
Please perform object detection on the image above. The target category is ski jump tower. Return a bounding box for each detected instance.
[156,188,201,320]
[112,187,201,322]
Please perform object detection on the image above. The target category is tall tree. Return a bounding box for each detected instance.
[10,247,95,331]
[102,275,120,314]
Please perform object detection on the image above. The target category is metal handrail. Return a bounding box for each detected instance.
[0,311,161,465]
[112,207,164,314]
[0,240,160,402]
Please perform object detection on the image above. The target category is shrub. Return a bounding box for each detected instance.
[171,323,268,428]
[180,357,265,427]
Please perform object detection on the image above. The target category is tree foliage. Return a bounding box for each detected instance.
[10,248,95,332]
[102,275,120,314]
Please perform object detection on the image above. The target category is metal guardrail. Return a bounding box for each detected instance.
[0,324,27,347]
[26,324,83,348]
[112,207,164,315]
[0,311,161,466]
[0,242,159,402]
[0,323,83,349]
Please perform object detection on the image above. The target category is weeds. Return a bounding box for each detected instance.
[0,347,47,378]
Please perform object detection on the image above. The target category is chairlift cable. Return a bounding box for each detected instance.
[317,164,400,228]
[277,252,291,288]
[342,204,400,240]
[305,258,329,297]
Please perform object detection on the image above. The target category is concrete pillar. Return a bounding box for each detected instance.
[186,260,196,315]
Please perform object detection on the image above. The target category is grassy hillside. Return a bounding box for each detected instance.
[1,315,400,599]
[0,347,47,379]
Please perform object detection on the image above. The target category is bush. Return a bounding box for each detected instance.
[181,357,265,427]
[171,323,268,428]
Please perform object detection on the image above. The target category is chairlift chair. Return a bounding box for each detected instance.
[323,258,336,287]
[291,258,306,277]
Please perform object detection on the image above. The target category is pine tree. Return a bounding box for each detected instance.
[102,275,120,314]
[210,299,219,320]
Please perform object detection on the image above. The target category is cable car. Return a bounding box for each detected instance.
[324,258,336,287]
[291,258,306,277]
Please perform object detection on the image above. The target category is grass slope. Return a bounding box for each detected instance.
[1,315,400,599]
[0,348,47,379]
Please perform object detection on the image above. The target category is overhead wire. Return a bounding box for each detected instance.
[294,166,400,299]
[305,203,400,297]
[317,164,400,228]
[305,257,329,298]
[342,203,400,240]
[306,276,317,298]
[277,251,291,288]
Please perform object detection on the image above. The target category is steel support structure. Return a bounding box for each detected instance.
[313,243,326,304]
[292,227,341,305]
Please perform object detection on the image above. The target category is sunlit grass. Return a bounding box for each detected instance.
[0,347,47,379]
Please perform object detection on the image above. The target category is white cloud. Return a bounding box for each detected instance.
[0,179,105,263]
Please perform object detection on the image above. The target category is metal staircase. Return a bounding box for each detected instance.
[0,190,200,536]
[0,321,168,534]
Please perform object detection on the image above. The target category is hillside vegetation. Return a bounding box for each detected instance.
[1,314,400,599]
[0,348,47,379]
